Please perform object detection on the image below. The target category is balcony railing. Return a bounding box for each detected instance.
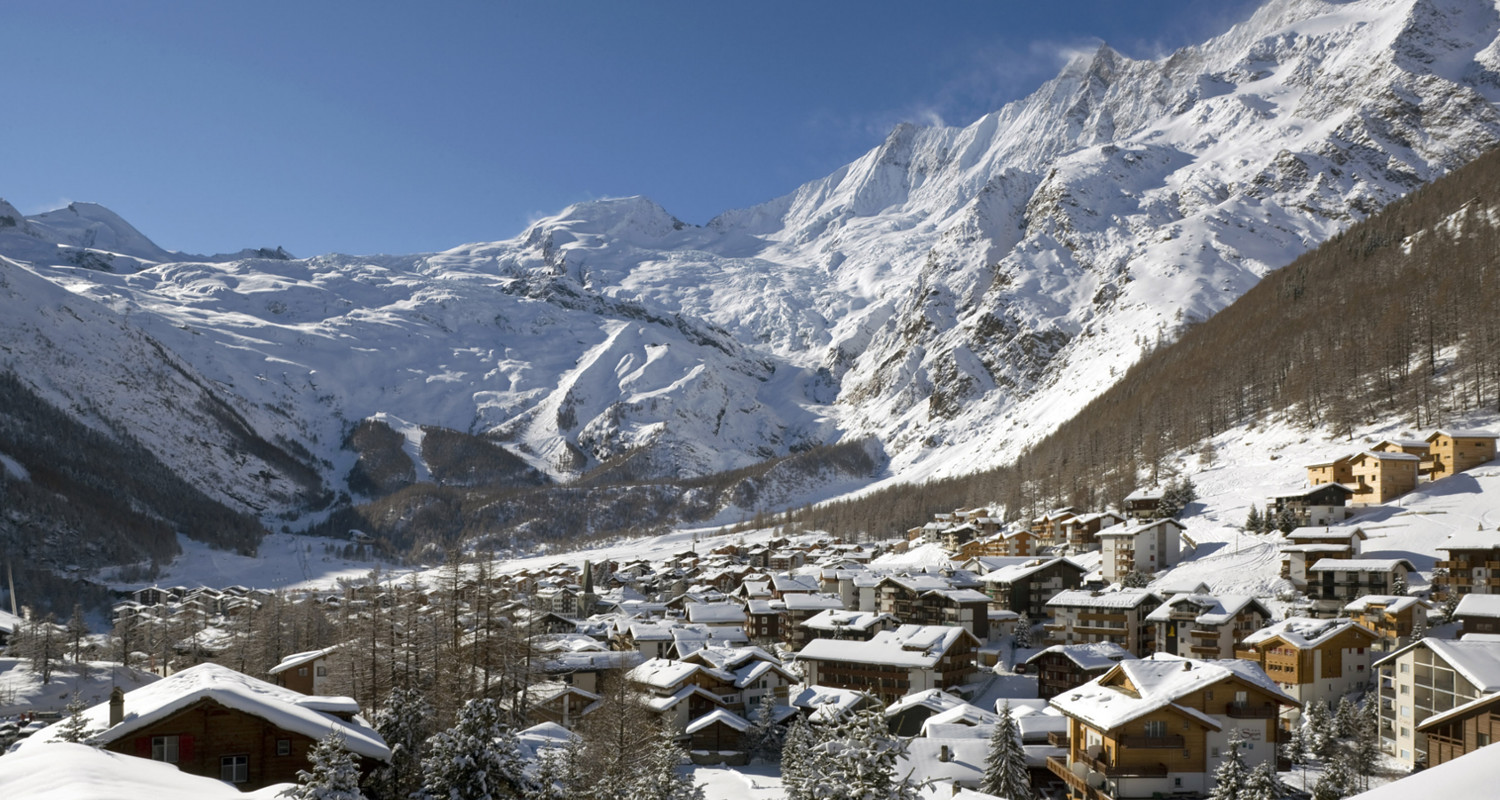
[1118,734,1185,749]
[1225,703,1280,719]
[1072,750,1170,777]
[1048,730,1070,747]
[1047,756,1113,800]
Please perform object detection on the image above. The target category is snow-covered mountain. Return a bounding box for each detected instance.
[3,0,1500,528]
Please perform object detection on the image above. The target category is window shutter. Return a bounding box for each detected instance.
[179,735,195,762]
[136,736,152,757]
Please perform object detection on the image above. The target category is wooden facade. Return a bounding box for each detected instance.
[1426,431,1498,480]
[1417,693,1500,767]
[103,698,370,791]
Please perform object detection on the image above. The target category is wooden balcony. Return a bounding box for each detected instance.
[1118,734,1185,749]
[1048,730,1070,747]
[1047,756,1113,800]
[1225,702,1279,719]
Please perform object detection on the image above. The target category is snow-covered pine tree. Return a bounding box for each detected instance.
[57,693,100,745]
[1304,700,1335,758]
[1276,504,1300,534]
[1241,758,1290,800]
[1245,504,1263,533]
[630,723,703,800]
[1352,700,1381,793]
[780,714,817,800]
[421,697,525,800]
[1207,731,1249,800]
[813,707,921,800]
[1013,612,1033,649]
[286,730,366,800]
[1411,608,1428,642]
[1282,723,1310,793]
[522,739,580,800]
[370,686,432,800]
[1334,696,1357,739]
[980,702,1030,800]
[1312,747,1355,800]
[1392,574,1407,596]
[745,691,784,764]
[1441,594,1460,624]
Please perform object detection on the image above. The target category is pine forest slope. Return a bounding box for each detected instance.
[3,0,1500,583]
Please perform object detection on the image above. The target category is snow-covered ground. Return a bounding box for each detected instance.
[0,658,159,718]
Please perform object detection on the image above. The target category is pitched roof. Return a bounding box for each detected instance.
[24,663,389,761]
[1240,617,1379,649]
[1046,589,1161,610]
[1025,642,1133,671]
[1455,594,1500,620]
[1049,655,1296,731]
[1374,638,1500,692]
[796,624,976,668]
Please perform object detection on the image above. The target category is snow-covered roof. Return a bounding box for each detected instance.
[1374,639,1500,693]
[685,602,746,624]
[626,657,702,689]
[267,645,339,675]
[1438,530,1500,552]
[1354,450,1420,462]
[789,685,875,723]
[1308,558,1414,572]
[1124,488,1164,501]
[1270,483,1354,499]
[1455,594,1500,619]
[1428,429,1499,440]
[884,688,969,717]
[0,742,292,800]
[979,557,1080,584]
[1344,595,1422,615]
[781,593,845,611]
[1096,519,1185,538]
[796,624,974,668]
[1240,617,1378,649]
[800,608,895,632]
[1046,589,1161,610]
[1025,642,1133,671]
[23,662,389,761]
[1287,526,1367,541]
[1050,654,1296,732]
[685,707,751,734]
[1144,593,1266,625]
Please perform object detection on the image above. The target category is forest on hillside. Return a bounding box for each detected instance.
[792,145,1500,539]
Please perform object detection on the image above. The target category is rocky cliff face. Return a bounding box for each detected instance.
[3,0,1499,529]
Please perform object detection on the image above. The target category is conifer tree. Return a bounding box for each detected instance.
[1312,747,1355,800]
[67,604,90,664]
[57,693,100,746]
[745,691,784,764]
[1352,700,1381,793]
[1245,504,1263,533]
[632,723,703,800]
[1242,759,1290,800]
[1334,696,1358,739]
[1411,609,1428,642]
[781,714,817,800]
[980,702,1030,800]
[1013,612,1033,650]
[806,708,921,800]
[1282,723,1310,793]
[1304,700,1335,758]
[421,697,524,800]
[1207,731,1249,800]
[1276,504,1301,534]
[370,686,432,800]
[287,730,366,800]
[521,740,580,800]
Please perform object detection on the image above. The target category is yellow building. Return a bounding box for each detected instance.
[1425,430,1498,480]
[1349,450,1419,504]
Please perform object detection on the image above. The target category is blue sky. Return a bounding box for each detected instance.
[3,1,1261,257]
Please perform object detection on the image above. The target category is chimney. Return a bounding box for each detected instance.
[109,687,125,727]
[938,744,951,762]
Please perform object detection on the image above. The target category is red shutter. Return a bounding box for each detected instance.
[136,736,152,757]
[179,735,195,762]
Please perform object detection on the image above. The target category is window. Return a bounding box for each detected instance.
[315,665,327,677]
[221,755,249,784]
[1144,721,1166,738]
[298,667,308,676]
[1479,733,1491,747]
[277,739,291,757]
[152,736,179,763]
